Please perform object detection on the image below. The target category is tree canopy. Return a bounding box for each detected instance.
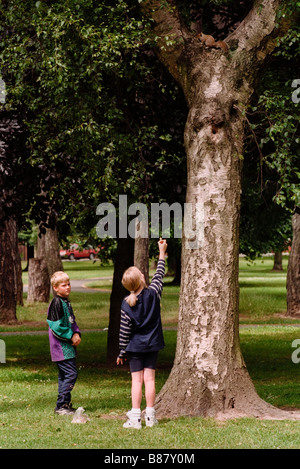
[0,0,187,238]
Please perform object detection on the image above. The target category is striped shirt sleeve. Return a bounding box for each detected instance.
[148,259,165,299]
[119,310,132,358]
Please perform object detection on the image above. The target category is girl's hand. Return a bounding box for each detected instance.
[158,238,167,258]
[116,357,123,365]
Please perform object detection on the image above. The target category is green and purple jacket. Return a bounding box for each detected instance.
[47,296,81,362]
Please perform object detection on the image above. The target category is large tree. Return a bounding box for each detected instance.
[139,0,299,419]
[0,112,31,322]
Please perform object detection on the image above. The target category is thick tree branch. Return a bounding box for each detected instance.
[140,0,290,95]
[227,0,290,74]
[139,0,190,86]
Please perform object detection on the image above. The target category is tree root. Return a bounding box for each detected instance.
[156,394,300,422]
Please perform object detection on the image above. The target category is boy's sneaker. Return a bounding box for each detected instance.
[55,403,76,415]
[123,410,142,429]
[66,403,77,413]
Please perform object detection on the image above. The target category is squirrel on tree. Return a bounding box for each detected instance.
[196,33,229,53]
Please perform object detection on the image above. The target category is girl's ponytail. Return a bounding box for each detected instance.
[122,266,142,307]
[126,291,138,307]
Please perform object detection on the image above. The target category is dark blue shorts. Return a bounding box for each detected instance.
[127,351,159,373]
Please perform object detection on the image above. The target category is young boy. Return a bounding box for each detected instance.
[47,271,81,415]
[117,239,167,429]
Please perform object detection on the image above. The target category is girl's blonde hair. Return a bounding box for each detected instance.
[122,266,142,307]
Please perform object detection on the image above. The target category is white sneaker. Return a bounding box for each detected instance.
[145,412,158,427]
[123,411,142,429]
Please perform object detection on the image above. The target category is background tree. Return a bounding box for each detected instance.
[0,111,31,322]
[287,209,300,316]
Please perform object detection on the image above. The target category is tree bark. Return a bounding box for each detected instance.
[27,258,50,303]
[37,225,63,277]
[134,231,149,285]
[156,80,262,418]
[28,232,51,303]
[14,234,23,307]
[166,240,181,285]
[272,251,283,271]
[28,223,63,303]
[0,218,22,323]
[287,211,300,317]
[107,236,134,365]
[141,0,297,420]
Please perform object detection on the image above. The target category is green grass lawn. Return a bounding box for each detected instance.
[2,328,300,449]
[1,255,300,449]
[239,256,291,323]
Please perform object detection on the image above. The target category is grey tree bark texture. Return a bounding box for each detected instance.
[0,218,22,323]
[287,211,300,317]
[28,223,63,303]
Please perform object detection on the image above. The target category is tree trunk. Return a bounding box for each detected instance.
[37,225,63,277]
[45,226,63,276]
[28,224,63,303]
[134,232,149,285]
[272,251,283,271]
[27,258,50,303]
[14,233,23,307]
[23,243,34,272]
[172,254,181,285]
[287,211,300,317]
[28,232,51,303]
[156,94,297,419]
[166,240,181,285]
[156,93,267,418]
[107,236,134,365]
[0,218,22,323]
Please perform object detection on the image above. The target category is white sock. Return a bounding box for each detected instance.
[145,407,155,416]
[131,408,141,418]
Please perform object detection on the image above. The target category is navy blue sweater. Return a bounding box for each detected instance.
[118,259,165,358]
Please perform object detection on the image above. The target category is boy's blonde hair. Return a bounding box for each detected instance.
[122,266,142,307]
[51,271,70,287]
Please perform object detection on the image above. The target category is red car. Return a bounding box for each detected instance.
[60,244,98,260]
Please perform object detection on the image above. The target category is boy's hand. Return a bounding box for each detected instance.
[116,357,124,365]
[72,333,81,346]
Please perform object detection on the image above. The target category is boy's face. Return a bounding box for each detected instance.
[53,280,71,298]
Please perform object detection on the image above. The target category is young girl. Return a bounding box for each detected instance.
[117,239,167,429]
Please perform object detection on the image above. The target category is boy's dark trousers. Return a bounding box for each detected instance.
[56,358,78,408]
